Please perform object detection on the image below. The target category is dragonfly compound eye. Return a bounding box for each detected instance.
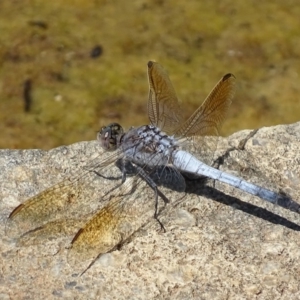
[98,123,124,151]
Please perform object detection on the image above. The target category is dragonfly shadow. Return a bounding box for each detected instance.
[184,178,300,232]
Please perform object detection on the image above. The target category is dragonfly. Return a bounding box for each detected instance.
[6,61,300,272]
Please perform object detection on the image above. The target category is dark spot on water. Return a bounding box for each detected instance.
[28,20,48,29]
[90,45,103,58]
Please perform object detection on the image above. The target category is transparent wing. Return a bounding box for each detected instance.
[5,149,124,239]
[147,61,183,133]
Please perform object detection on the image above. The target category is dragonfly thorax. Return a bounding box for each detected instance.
[121,125,178,167]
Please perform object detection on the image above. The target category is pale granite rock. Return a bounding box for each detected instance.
[1,123,300,299]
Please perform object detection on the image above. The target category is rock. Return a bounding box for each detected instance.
[1,123,300,299]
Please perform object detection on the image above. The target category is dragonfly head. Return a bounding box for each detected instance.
[98,123,124,151]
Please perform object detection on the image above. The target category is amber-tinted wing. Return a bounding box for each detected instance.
[147,61,183,134]
[68,173,166,273]
[174,73,236,166]
[5,150,122,239]
[175,73,236,137]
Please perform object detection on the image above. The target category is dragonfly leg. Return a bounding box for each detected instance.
[134,165,168,232]
[213,129,259,170]
[154,189,166,232]
[92,158,134,181]
[92,159,131,200]
[93,170,122,181]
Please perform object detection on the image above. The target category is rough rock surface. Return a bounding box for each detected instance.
[1,123,300,299]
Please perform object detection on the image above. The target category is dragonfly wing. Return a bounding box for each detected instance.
[175,73,236,137]
[9,146,171,270]
[16,217,89,247]
[6,149,123,239]
[147,61,183,134]
[68,174,163,271]
[175,73,236,165]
